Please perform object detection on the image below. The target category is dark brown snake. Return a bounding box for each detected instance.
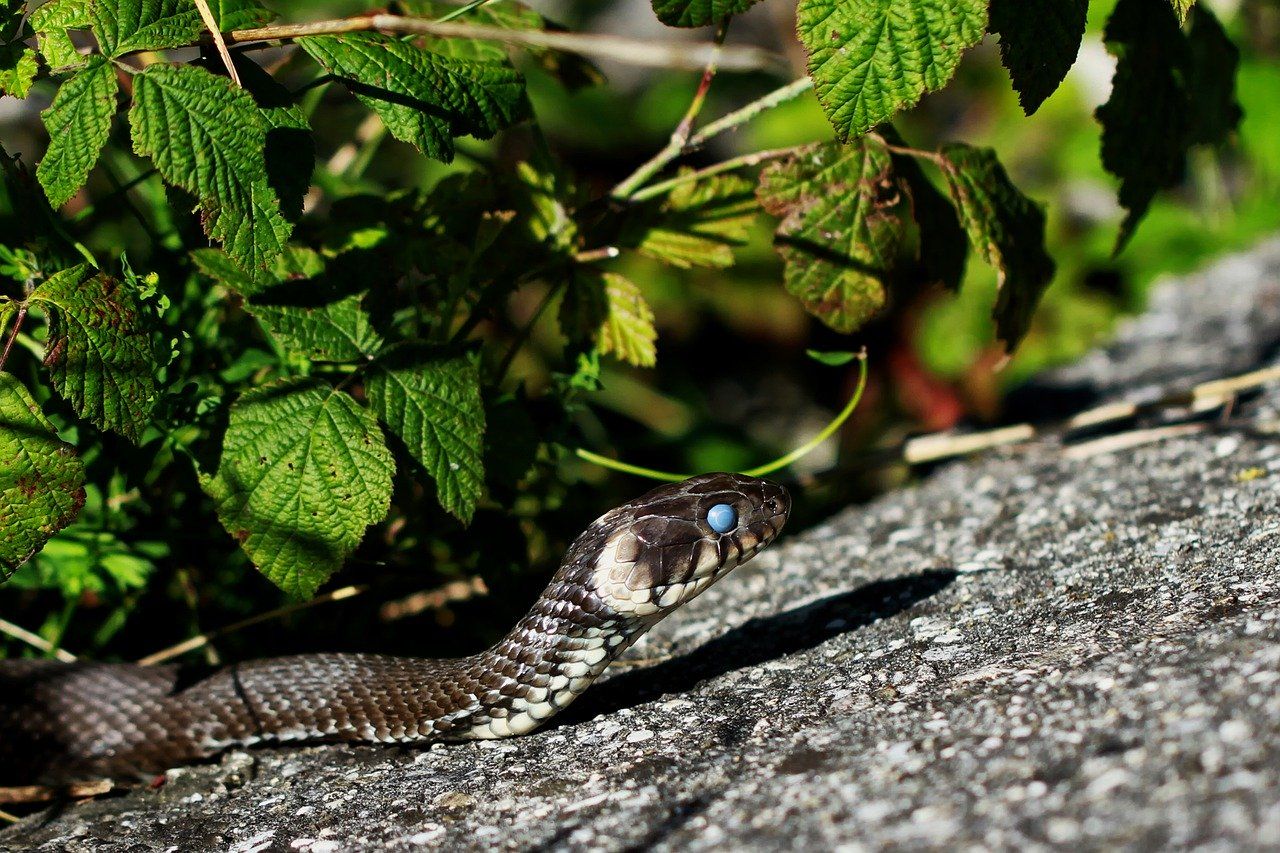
[0,473,789,784]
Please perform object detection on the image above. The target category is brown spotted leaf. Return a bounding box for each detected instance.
[0,371,86,580]
[757,139,913,333]
[30,264,160,442]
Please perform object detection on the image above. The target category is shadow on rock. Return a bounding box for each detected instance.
[565,569,958,723]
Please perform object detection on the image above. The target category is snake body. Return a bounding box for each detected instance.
[0,473,789,784]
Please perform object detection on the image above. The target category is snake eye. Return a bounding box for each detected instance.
[707,503,737,534]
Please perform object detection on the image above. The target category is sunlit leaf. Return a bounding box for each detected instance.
[38,57,119,208]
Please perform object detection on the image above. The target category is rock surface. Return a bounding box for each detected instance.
[6,241,1280,851]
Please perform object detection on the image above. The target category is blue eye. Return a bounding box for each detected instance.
[707,503,737,534]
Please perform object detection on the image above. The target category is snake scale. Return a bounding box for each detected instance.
[0,473,789,784]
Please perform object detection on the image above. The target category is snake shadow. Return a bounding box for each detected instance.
[560,568,957,725]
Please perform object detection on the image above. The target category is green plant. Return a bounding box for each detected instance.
[0,0,1245,656]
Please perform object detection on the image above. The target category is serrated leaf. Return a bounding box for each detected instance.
[937,143,1055,348]
[1170,0,1195,24]
[30,264,161,441]
[29,0,93,69]
[130,63,292,270]
[560,271,658,367]
[0,43,35,98]
[757,139,913,333]
[988,0,1088,115]
[203,380,393,598]
[38,57,119,208]
[0,371,87,579]
[633,172,757,269]
[1096,0,1190,252]
[298,32,527,162]
[798,0,988,140]
[651,0,761,28]
[251,295,384,362]
[1185,6,1241,146]
[91,0,204,57]
[366,349,485,523]
[208,0,273,30]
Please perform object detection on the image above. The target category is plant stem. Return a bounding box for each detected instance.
[629,145,803,202]
[879,138,946,166]
[576,350,869,481]
[0,616,77,662]
[192,0,241,86]
[195,15,782,72]
[493,280,565,384]
[435,0,496,23]
[612,76,814,201]
[685,76,813,150]
[611,19,730,200]
[0,305,28,371]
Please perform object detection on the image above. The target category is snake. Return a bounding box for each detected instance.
[0,473,789,784]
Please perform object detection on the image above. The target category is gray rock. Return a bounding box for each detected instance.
[6,241,1280,852]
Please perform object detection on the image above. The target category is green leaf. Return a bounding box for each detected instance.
[38,57,119,209]
[988,0,1088,115]
[757,139,913,334]
[91,0,205,57]
[208,0,274,30]
[889,138,968,291]
[29,0,93,70]
[250,294,384,363]
[0,372,86,580]
[937,143,1055,349]
[366,349,486,523]
[798,0,987,140]
[1095,0,1213,252]
[1185,6,1242,146]
[298,32,527,162]
[29,264,161,441]
[651,0,760,28]
[633,172,758,269]
[560,271,658,368]
[203,380,394,598]
[1170,0,1195,24]
[130,63,293,270]
[0,44,36,98]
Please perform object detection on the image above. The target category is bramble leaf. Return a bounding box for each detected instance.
[38,57,119,209]
[651,0,760,28]
[937,143,1055,348]
[560,271,658,368]
[1096,0,1238,252]
[633,172,758,269]
[30,265,161,442]
[91,0,204,57]
[1170,0,1195,24]
[299,33,527,162]
[757,139,912,333]
[130,64,294,270]
[0,372,86,580]
[366,349,486,523]
[797,0,987,139]
[988,0,1088,115]
[0,45,35,99]
[203,380,394,598]
[29,0,93,70]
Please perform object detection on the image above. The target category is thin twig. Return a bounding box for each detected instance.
[629,145,803,202]
[0,617,77,662]
[137,584,367,665]
[612,20,731,200]
[879,139,946,165]
[435,0,496,23]
[0,780,113,805]
[612,77,813,201]
[684,77,813,150]
[0,304,28,371]
[573,246,621,264]
[192,0,241,86]
[0,807,17,823]
[200,15,783,72]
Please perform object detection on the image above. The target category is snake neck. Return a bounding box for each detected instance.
[460,574,652,739]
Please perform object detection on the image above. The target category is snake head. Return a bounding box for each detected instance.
[585,473,791,618]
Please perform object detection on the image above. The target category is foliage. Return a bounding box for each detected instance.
[0,0,1258,661]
